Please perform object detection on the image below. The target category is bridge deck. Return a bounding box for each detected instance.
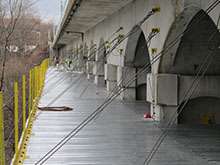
[23,67,220,165]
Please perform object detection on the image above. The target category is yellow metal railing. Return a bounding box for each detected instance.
[23,75,26,134]
[0,58,50,165]
[14,82,18,157]
[0,92,5,165]
[28,70,32,118]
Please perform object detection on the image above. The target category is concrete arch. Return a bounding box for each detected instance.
[178,96,220,124]
[93,37,106,85]
[123,26,151,100]
[89,40,95,61]
[159,6,220,75]
[97,37,106,61]
[124,26,150,67]
[83,42,88,58]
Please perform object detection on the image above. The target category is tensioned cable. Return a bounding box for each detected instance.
[93,31,159,120]
[34,1,220,164]
[36,12,151,119]
[46,76,84,107]
[75,28,158,102]
[44,72,69,89]
[81,26,123,60]
[42,72,74,96]
[77,21,158,110]
[34,9,160,165]
[35,2,220,164]
[79,79,92,98]
[73,9,157,81]
[87,28,159,107]
[143,8,220,165]
[44,69,64,85]
[35,74,84,118]
[86,8,158,61]
[143,49,218,165]
[71,11,160,117]
[93,0,220,117]
[36,10,217,165]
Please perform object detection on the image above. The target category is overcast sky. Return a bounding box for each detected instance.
[36,0,61,25]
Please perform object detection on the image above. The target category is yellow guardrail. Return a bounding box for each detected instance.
[0,92,5,165]
[0,58,50,165]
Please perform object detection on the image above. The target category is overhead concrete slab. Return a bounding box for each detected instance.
[54,0,132,46]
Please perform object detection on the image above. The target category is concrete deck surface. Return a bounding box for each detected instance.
[23,67,220,165]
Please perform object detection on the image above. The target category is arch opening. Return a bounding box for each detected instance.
[125,26,151,100]
[178,97,220,125]
[94,37,106,85]
[160,6,220,74]
[160,6,220,124]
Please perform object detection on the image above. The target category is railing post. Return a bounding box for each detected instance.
[12,59,48,164]
[0,92,5,165]
[14,82,18,157]
[23,75,26,133]
[40,66,42,91]
[32,69,34,110]
[34,67,38,99]
[38,67,40,93]
[29,71,32,118]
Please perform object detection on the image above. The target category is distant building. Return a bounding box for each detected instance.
[3,18,52,53]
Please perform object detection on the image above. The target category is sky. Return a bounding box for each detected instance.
[36,0,61,25]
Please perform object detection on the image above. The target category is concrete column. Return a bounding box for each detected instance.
[93,60,105,85]
[147,73,178,123]
[77,56,83,71]
[86,61,94,80]
[105,64,117,92]
[76,59,82,71]
[72,57,77,70]
[117,66,136,100]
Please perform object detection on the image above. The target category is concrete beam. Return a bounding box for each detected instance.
[179,75,220,102]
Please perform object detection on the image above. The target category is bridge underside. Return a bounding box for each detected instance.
[55,0,132,46]
[23,68,220,164]
[52,0,220,125]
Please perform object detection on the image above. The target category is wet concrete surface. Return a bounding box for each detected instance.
[23,67,220,165]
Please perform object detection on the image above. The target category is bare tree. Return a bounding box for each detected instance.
[0,0,39,91]
[0,1,54,164]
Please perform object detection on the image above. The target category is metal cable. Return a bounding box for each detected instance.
[82,26,122,60]
[36,74,84,118]
[34,9,159,165]
[143,5,220,165]
[94,0,220,117]
[34,1,220,163]
[143,51,217,165]
[42,72,74,96]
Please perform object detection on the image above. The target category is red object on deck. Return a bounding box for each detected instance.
[96,92,100,95]
[143,114,151,118]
